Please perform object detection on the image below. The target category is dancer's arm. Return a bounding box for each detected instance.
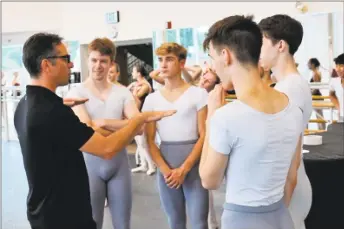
[63,98,89,107]
[329,79,340,111]
[165,106,207,188]
[181,106,207,170]
[55,101,176,160]
[92,90,141,132]
[284,134,303,207]
[142,94,179,188]
[134,84,150,99]
[132,84,150,111]
[81,111,175,159]
[182,65,202,84]
[145,122,171,176]
[71,104,113,136]
[199,116,229,190]
[92,119,129,132]
[123,97,144,135]
[127,82,136,91]
[149,69,165,85]
[199,85,228,189]
[329,91,340,111]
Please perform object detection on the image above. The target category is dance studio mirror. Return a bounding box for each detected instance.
[293,11,344,83]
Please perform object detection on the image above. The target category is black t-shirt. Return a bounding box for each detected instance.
[14,85,96,229]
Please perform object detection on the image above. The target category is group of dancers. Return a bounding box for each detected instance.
[13,12,344,229]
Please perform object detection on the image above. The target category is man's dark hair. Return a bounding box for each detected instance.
[309,58,321,68]
[22,33,63,78]
[133,63,147,76]
[334,53,344,65]
[259,14,303,55]
[203,15,262,66]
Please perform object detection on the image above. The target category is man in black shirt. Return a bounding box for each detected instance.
[14,33,175,229]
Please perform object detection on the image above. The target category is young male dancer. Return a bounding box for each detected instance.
[67,38,160,229]
[149,64,220,229]
[199,15,303,229]
[143,42,209,229]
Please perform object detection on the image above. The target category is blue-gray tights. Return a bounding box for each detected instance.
[158,140,209,229]
[84,150,132,229]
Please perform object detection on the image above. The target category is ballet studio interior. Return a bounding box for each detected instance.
[1,1,343,229]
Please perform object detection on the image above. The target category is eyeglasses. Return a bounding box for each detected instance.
[46,54,71,63]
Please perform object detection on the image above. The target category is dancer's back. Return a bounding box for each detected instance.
[211,96,303,206]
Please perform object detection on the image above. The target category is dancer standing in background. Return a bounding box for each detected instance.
[149,62,220,229]
[308,58,325,129]
[108,62,123,86]
[129,63,156,175]
[329,53,344,122]
[259,14,313,229]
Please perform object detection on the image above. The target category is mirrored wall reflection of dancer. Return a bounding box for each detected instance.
[308,58,325,129]
[128,64,156,175]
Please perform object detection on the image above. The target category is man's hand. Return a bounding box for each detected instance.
[92,119,106,129]
[165,167,187,189]
[207,85,225,118]
[63,98,89,107]
[141,110,177,123]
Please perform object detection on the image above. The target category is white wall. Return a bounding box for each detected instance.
[2,2,63,33]
[332,11,344,59]
[294,13,331,81]
[2,2,343,44]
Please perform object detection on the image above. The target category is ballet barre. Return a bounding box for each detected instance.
[309,119,338,124]
[304,129,327,135]
[312,101,335,122]
[225,94,237,100]
[312,101,335,108]
[225,95,332,101]
[1,86,26,141]
[308,82,330,90]
[312,95,331,100]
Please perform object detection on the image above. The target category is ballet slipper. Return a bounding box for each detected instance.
[131,166,147,173]
[146,168,156,176]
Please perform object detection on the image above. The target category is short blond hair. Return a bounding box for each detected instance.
[88,38,116,62]
[155,42,187,60]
